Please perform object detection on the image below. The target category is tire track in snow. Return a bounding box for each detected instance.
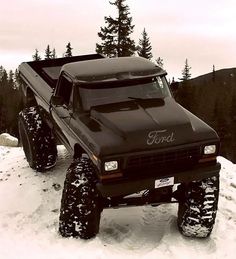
[99,204,178,254]
[124,205,176,250]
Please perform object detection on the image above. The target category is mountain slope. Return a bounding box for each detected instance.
[176,67,236,162]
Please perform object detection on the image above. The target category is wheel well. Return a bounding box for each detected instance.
[26,88,37,107]
[74,144,86,159]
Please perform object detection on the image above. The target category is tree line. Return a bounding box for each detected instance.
[0,67,22,136]
[31,1,164,66]
[32,42,73,61]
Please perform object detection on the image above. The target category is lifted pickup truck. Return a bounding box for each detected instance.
[18,54,220,239]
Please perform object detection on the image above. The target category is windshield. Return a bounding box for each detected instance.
[76,76,171,111]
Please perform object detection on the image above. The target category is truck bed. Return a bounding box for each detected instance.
[20,54,104,89]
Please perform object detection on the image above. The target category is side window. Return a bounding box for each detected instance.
[73,85,81,112]
[57,74,73,106]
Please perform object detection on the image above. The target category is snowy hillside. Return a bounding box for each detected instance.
[0,146,236,259]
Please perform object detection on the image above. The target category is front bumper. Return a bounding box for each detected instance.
[96,162,221,197]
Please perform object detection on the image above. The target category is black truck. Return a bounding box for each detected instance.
[18,54,221,239]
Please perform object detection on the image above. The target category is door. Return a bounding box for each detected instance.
[50,73,74,149]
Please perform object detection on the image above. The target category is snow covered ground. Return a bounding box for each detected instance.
[0,145,236,259]
[0,133,18,147]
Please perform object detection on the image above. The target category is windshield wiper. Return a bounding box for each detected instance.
[128,96,145,100]
[128,96,165,107]
[128,96,164,101]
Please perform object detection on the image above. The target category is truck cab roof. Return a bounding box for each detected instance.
[62,57,166,83]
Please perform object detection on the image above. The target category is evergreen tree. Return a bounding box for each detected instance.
[180,59,191,81]
[0,66,6,106]
[52,48,57,59]
[65,42,73,57]
[0,65,3,79]
[0,66,8,84]
[212,64,216,82]
[137,28,153,59]
[176,59,195,111]
[156,57,164,68]
[14,69,21,89]
[32,49,41,61]
[8,70,14,88]
[45,45,52,60]
[96,0,136,57]
[0,66,8,98]
[0,67,8,133]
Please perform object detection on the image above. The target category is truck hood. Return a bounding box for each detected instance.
[87,97,218,155]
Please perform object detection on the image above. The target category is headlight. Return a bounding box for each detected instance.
[204,145,216,155]
[104,161,118,171]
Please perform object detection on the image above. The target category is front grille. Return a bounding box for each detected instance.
[126,147,200,171]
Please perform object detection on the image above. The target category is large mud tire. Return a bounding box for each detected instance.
[177,176,219,238]
[18,106,57,171]
[59,157,102,239]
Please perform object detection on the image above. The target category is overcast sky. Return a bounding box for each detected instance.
[1,0,236,79]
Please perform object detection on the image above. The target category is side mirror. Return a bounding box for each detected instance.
[51,95,64,106]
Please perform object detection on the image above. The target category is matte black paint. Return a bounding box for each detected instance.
[19,55,221,199]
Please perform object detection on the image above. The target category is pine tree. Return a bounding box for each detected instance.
[137,28,153,59]
[0,66,8,97]
[156,57,164,68]
[45,45,52,60]
[0,66,6,101]
[0,66,8,83]
[96,0,136,57]
[0,67,9,133]
[14,69,21,89]
[65,42,73,57]
[212,64,216,82]
[180,59,191,81]
[176,60,194,110]
[51,48,57,59]
[32,49,41,61]
[8,70,14,88]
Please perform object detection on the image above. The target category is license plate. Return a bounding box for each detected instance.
[155,177,174,188]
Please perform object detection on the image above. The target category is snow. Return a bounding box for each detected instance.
[0,133,18,147]
[0,146,236,259]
